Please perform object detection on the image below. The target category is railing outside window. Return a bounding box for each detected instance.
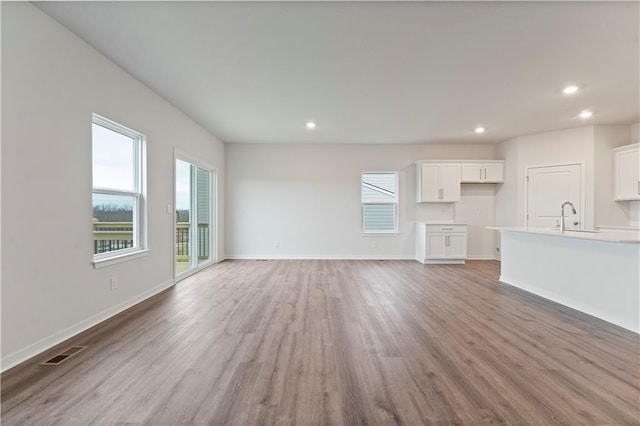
[93,219,209,258]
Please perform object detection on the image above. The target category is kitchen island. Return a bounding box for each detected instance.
[491,227,640,333]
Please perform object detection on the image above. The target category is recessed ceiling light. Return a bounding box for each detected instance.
[563,85,579,95]
[306,121,316,129]
[579,110,593,119]
[475,127,485,134]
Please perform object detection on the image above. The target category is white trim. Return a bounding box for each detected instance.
[465,255,499,260]
[174,148,217,171]
[225,255,415,260]
[173,149,218,281]
[415,159,465,164]
[225,255,499,262]
[612,142,640,153]
[1,279,175,373]
[92,114,147,262]
[93,114,144,140]
[92,249,149,269]
[417,259,465,264]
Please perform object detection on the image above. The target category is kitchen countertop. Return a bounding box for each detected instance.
[487,227,640,244]
[597,225,640,231]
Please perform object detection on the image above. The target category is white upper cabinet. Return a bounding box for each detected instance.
[460,161,504,183]
[614,143,640,201]
[417,162,461,202]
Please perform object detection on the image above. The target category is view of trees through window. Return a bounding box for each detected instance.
[92,116,144,256]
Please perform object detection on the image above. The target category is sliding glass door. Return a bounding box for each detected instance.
[175,156,214,279]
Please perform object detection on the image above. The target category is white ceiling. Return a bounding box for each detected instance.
[36,1,639,144]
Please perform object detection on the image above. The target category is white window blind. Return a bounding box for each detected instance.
[361,172,398,233]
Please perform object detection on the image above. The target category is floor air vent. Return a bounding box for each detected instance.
[41,346,87,366]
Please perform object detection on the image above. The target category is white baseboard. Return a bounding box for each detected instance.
[1,279,175,373]
[225,254,415,260]
[226,255,500,262]
[466,255,501,261]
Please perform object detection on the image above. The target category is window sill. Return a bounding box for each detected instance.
[93,249,149,269]
[361,232,400,236]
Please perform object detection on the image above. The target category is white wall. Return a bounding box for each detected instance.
[1,3,225,370]
[495,124,636,233]
[457,184,498,258]
[593,125,632,226]
[496,126,595,229]
[631,122,640,143]
[517,126,596,229]
[495,137,520,229]
[225,143,497,259]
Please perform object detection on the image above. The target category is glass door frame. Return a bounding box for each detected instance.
[174,149,217,281]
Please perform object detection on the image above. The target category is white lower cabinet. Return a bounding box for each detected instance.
[416,223,467,264]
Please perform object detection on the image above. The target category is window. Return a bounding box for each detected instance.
[92,114,146,264]
[175,156,214,279]
[361,172,398,233]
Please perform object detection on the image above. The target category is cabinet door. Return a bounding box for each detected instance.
[420,163,441,201]
[461,163,483,182]
[426,233,446,258]
[447,233,467,259]
[439,164,461,201]
[483,163,504,183]
[615,146,640,201]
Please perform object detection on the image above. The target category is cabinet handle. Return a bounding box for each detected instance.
[638,181,639,195]
[442,227,454,230]
[445,235,449,246]
[484,168,487,180]
[479,169,483,180]
[439,188,443,199]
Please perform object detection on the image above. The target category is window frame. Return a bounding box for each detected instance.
[92,114,147,267]
[361,171,399,235]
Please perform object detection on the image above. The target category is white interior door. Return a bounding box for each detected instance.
[527,164,582,229]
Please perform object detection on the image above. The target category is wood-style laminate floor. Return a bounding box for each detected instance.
[2,260,639,425]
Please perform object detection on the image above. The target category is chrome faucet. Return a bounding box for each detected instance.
[560,201,577,232]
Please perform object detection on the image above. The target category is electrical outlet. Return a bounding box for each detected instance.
[109,277,118,291]
[275,241,280,248]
